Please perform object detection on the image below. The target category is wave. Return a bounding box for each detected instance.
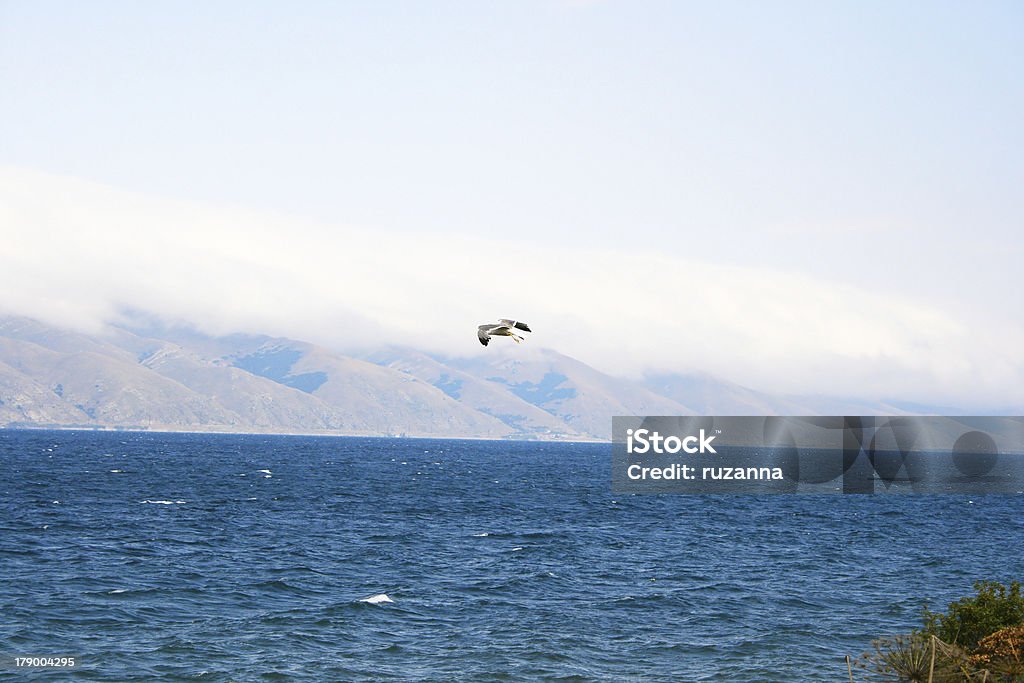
[251,580,308,595]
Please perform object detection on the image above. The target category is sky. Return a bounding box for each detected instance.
[1,1,1022,407]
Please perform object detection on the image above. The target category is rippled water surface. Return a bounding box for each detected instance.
[2,430,1022,681]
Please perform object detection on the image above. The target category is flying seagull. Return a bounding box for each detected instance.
[478,319,532,346]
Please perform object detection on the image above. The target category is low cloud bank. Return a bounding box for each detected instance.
[2,166,1021,408]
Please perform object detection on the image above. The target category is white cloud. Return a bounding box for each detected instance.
[2,165,1021,407]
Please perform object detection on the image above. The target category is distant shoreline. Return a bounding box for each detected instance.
[0,424,609,445]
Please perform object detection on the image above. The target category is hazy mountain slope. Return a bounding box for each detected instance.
[111,320,274,363]
[228,340,515,437]
[780,394,916,416]
[136,343,354,431]
[0,317,136,361]
[0,322,516,436]
[642,371,814,415]
[643,371,934,416]
[445,347,694,438]
[362,347,585,438]
[0,322,359,431]
[74,321,517,437]
[0,336,241,427]
[0,360,90,425]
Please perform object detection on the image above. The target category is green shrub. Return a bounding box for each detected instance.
[922,581,1024,651]
[858,582,1024,682]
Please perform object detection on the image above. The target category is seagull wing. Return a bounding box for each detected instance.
[499,319,532,332]
[477,326,492,346]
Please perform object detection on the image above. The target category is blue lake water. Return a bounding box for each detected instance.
[1,430,1022,681]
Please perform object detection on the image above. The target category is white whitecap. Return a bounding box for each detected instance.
[512,547,523,552]
[257,469,272,474]
[108,588,128,594]
[110,469,124,473]
[140,500,187,505]
[472,532,489,537]
[359,593,394,604]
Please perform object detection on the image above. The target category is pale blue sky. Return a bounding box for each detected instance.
[2,1,1022,404]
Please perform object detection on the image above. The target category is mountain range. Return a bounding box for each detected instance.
[0,315,979,440]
